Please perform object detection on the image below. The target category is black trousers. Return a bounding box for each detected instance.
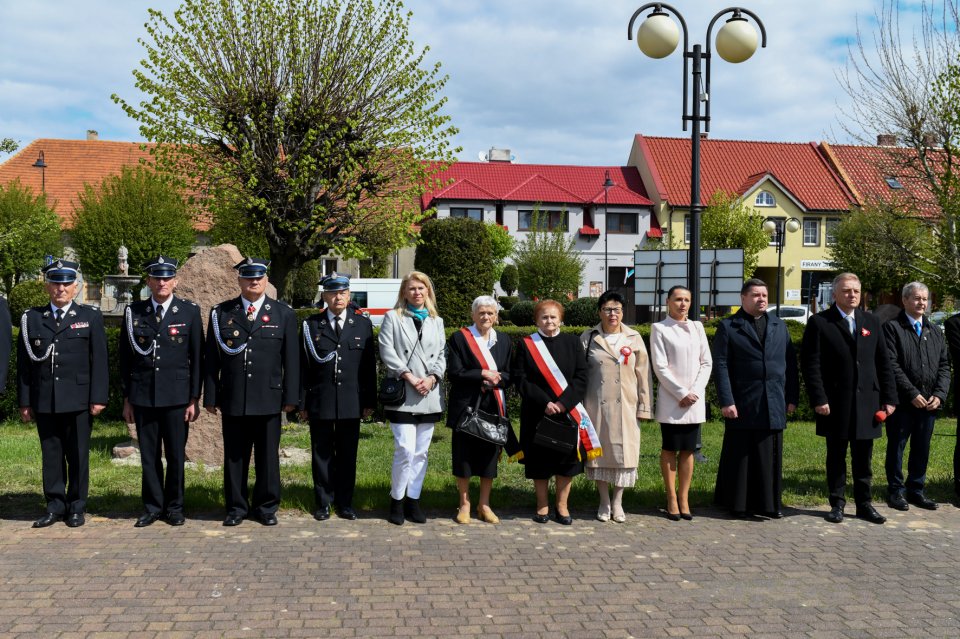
[309,418,361,510]
[955,417,960,497]
[36,411,91,515]
[826,437,874,509]
[135,404,188,515]
[222,414,281,518]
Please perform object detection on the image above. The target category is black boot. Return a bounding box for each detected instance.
[404,496,427,523]
[388,498,405,525]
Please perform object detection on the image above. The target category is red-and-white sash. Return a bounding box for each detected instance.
[460,327,506,416]
[524,333,603,460]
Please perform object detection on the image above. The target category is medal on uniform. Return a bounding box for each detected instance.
[619,346,632,365]
[247,311,255,321]
[227,319,233,325]
[226,339,233,347]
[261,314,270,322]
[233,330,239,336]
[139,337,146,344]
[34,339,40,346]
[169,327,179,335]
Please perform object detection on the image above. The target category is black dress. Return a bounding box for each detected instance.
[512,331,588,480]
[445,328,513,478]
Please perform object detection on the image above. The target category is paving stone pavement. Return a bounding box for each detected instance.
[1,504,958,638]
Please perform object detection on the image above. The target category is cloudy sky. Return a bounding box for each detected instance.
[0,0,936,165]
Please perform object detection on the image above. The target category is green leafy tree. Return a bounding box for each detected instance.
[827,201,934,297]
[208,202,270,257]
[700,190,769,278]
[113,0,458,298]
[71,166,196,291]
[414,217,494,325]
[499,263,519,296]
[0,138,18,155]
[0,179,62,294]
[8,279,48,320]
[513,208,585,301]
[485,222,514,280]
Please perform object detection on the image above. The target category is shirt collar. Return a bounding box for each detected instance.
[50,301,72,315]
[152,297,173,315]
[327,308,348,324]
[469,324,497,347]
[241,294,266,313]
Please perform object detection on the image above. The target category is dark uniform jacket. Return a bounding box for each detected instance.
[300,308,376,420]
[119,296,203,408]
[16,303,109,413]
[883,311,950,405]
[203,296,299,416]
[712,309,799,431]
[0,296,11,393]
[801,305,898,440]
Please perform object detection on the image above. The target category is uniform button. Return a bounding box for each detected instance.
[155,367,160,371]
[338,382,342,386]
[156,356,160,360]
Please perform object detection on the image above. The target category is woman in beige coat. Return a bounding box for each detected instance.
[649,285,712,521]
[580,291,653,523]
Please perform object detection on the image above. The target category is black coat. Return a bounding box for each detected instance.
[300,309,376,420]
[941,313,960,399]
[203,296,299,416]
[801,306,897,440]
[882,311,950,405]
[445,328,512,429]
[17,303,109,413]
[712,309,799,431]
[0,296,10,393]
[118,296,203,408]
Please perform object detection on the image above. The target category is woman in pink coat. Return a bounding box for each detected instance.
[649,286,712,520]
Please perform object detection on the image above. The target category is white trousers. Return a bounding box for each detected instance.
[390,421,435,500]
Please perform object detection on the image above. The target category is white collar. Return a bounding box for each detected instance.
[469,324,497,347]
[152,297,173,314]
[51,301,72,316]
[327,308,348,324]
[241,294,266,313]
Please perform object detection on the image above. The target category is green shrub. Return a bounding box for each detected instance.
[510,300,536,326]
[8,279,47,319]
[499,263,519,296]
[564,297,598,328]
[498,295,519,310]
[286,259,320,308]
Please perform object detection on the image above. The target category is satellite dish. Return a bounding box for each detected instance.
[478,152,488,162]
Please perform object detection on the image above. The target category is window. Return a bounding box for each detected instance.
[450,207,483,221]
[803,218,820,246]
[755,190,776,207]
[322,258,338,276]
[518,209,567,231]
[606,212,638,234]
[884,176,904,189]
[683,215,690,244]
[825,218,841,246]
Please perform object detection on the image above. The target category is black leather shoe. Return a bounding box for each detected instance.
[764,511,784,519]
[165,512,185,526]
[856,504,886,524]
[258,513,278,526]
[388,498,404,525]
[887,494,910,511]
[906,493,939,510]
[825,507,844,523]
[135,512,162,528]
[223,514,243,527]
[336,506,358,520]
[314,505,331,521]
[553,512,573,525]
[65,513,85,528]
[532,512,549,524]
[32,513,61,528]
[404,497,426,524]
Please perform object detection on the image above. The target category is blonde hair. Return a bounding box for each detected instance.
[393,270,439,317]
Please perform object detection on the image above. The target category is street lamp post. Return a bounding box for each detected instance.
[762,216,800,317]
[603,170,614,290]
[629,3,767,320]
[33,151,47,193]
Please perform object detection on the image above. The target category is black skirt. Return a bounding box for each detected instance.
[714,428,783,513]
[660,423,701,451]
[451,429,499,478]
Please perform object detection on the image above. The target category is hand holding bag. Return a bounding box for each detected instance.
[533,413,578,452]
[456,392,509,446]
[378,319,424,406]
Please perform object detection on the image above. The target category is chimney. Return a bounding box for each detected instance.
[86,130,99,141]
[488,147,512,163]
[876,133,897,146]
[700,132,708,140]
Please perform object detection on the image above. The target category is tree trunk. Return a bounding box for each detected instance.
[268,248,298,304]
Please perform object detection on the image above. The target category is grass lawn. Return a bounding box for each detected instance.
[1,417,957,518]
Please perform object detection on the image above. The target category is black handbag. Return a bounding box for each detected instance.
[378,319,424,406]
[533,413,578,452]
[456,393,509,446]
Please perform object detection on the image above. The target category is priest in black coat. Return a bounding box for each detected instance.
[801,273,897,525]
[299,273,376,522]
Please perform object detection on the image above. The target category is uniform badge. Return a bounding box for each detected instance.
[139,337,146,344]
[158,256,165,264]
[226,339,234,347]
[227,319,233,325]
[169,327,179,335]
[261,314,270,322]
[264,303,271,311]
[34,339,40,346]
[233,330,240,337]
[348,318,354,325]
[43,311,50,318]
[172,305,179,314]
[178,337,183,343]
[68,309,76,316]
[133,319,139,326]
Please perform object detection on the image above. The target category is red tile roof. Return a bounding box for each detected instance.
[422,162,654,209]
[635,135,858,211]
[820,142,940,218]
[0,138,210,230]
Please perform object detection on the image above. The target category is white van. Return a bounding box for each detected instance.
[315,278,401,327]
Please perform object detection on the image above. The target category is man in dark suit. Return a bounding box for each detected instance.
[17,259,109,528]
[712,278,799,519]
[0,294,11,392]
[204,258,299,527]
[801,272,897,524]
[299,273,376,521]
[941,311,960,506]
[119,256,203,527]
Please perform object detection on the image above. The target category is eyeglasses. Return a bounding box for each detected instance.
[600,307,623,315]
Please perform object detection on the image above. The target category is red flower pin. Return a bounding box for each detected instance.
[861,327,870,337]
[261,314,270,323]
[874,410,887,423]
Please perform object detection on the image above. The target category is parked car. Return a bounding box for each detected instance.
[767,305,812,324]
[928,310,958,332]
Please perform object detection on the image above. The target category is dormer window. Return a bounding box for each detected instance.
[755,190,776,207]
[884,176,904,189]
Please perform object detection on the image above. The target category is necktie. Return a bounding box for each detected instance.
[334,315,341,337]
[915,320,922,336]
[847,314,855,335]
[55,309,63,326]
[155,305,164,324]
[247,304,256,321]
